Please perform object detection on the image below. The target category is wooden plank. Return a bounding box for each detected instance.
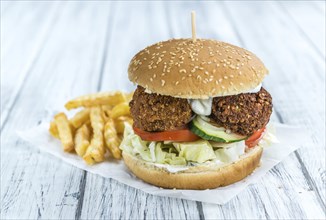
[0,2,111,219]
[279,1,325,57]
[1,1,61,128]
[80,2,201,219]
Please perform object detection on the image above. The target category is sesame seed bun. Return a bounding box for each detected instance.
[128,39,268,99]
[122,145,262,189]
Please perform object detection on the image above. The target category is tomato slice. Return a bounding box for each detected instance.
[245,127,266,148]
[133,126,200,142]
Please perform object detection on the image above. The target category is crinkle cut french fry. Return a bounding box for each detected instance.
[65,91,125,110]
[114,116,133,134]
[101,105,112,113]
[74,124,91,157]
[54,113,74,152]
[83,107,105,164]
[49,121,59,138]
[101,109,110,123]
[104,118,121,159]
[111,102,130,119]
[70,108,90,128]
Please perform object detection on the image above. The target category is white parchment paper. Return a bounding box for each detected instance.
[18,123,307,204]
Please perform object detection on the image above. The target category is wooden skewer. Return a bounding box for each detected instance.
[191,11,196,42]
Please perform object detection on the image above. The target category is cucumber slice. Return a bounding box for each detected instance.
[190,116,247,143]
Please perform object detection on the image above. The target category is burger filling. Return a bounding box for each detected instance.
[130,86,193,132]
[120,85,274,166]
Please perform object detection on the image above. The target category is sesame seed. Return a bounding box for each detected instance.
[161,80,165,86]
[150,78,153,82]
[182,76,186,80]
[179,69,187,73]
[175,81,179,85]
[156,57,162,64]
[224,76,228,79]
[153,74,156,78]
[204,71,209,75]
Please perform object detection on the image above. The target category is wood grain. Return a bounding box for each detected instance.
[1,1,112,219]
[1,1,61,128]
[1,1,325,219]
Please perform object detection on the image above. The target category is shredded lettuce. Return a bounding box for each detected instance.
[120,123,246,165]
[173,140,216,163]
[214,141,246,163]
[164,153,187,165]
[259,124,279,147]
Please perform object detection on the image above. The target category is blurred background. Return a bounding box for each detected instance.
[1,1,325,219]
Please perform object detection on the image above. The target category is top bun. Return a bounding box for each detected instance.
[128,39,268,99]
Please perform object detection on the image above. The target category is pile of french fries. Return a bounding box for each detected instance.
[49,91,133,165]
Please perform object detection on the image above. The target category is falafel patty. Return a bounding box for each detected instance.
[130,86,193,132]
[211,87,272,136]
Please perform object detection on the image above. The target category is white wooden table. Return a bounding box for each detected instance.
[1,1,325,219]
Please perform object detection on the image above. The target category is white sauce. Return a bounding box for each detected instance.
[188,98,213,116]
[143,84,262,117]
[188,83,262,116]
[153,164,189,173]
[144,88,153,94]
[245,83,262,93]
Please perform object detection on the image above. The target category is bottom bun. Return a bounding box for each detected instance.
[122,145,263,189]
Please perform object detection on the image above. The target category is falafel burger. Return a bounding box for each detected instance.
[120,38,273,189]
